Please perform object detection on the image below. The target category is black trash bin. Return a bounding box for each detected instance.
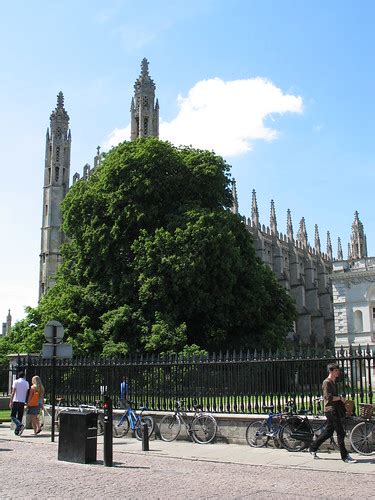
[58,411,98,464]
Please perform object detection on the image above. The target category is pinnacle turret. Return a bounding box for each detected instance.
[337,237,343,260]
[50,91,69,121]
[350,210,367,259]
[57,91,64,109]
[251,189,259,227]
[326,231,333,260]
[141,57,149,76]
[314,224,321,254]
[131,58,159,140]
[286,209,293,241]
[231,179,239,214]
[297,217,308,248]
[270,200,277,234]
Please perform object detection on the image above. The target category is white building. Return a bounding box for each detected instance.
[331,212,375,350]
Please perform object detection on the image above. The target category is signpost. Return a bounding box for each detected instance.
[43,320,72,442]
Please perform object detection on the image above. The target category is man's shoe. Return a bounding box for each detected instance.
[18,424,25,436]
[343,455,357,463]
[309,447,318,459]
[14,428,19,436]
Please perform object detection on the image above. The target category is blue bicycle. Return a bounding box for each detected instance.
[113,400,155,440]
[246,401,295,447]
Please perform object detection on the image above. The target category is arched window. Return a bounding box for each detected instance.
[354,310,363,333]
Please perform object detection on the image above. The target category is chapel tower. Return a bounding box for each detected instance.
[130,58,159,140]
[39,92,71,298]
[349,211,367,260]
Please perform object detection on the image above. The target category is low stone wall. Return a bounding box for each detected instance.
[42,408,334,446]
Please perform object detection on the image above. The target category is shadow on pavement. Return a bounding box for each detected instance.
[94,459,150,469]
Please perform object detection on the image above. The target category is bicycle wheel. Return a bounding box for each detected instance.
[191,414,217,444]
[97,414,104,436]
[159,414,181,442]
[350,421,375,455]
[113,415,130,438]
[135,416,155,441]
[310,420,337,451]
[246,420,269,447]
[279,417,310,451]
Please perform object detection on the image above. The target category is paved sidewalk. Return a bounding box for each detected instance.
[1,422,375,499]
[1,422,374,474]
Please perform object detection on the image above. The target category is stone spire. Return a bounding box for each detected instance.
[350,211,367,259]
[297,217,308,248]
[337,237,343,260]
[39,92,71,298]
[230,179,239,214]
[270,200,277,235]
[251,189,259,227]
[50,91,69,121]
[130,58,159,140]
[326,231,333,260]
[6,309,11,334]
[314,224,321,254]
[286,209,293,241]
[348,242,352,260]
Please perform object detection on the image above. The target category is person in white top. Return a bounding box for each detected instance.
[9,371,29,436]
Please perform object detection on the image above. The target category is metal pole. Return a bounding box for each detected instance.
[51,325,57,443]
[103,395,113,467]
[142,423,149,451]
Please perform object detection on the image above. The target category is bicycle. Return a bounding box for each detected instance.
[279,398,333,452]
[112,399,155,441]
[41,399,104,436]
[159,400,217,444]
[349,403,375,455]
[245,400,295,448]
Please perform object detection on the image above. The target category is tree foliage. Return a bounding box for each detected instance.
[1,138,295,358]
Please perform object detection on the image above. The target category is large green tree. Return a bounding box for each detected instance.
[3,138,295,357]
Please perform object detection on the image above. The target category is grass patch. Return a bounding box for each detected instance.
[0,409,11,421]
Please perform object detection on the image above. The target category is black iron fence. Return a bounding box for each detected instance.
[2,345,374,414]
[0,365,9,396]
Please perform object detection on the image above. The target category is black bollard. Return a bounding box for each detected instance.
[142,422,149,451]
[103,395,113,467]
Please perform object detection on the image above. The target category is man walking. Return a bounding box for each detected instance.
[309,363,356,463]
[9,370,29,436]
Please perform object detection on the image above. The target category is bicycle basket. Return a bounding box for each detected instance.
[359,403,373,420]
[344,400,354,417]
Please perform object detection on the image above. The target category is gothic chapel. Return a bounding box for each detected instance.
[38,58,367,348]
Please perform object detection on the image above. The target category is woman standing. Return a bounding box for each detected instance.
[27,376,44,435]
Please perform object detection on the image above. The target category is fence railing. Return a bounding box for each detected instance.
[2,345,374,414]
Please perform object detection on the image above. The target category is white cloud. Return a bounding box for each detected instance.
[103,77,303,157]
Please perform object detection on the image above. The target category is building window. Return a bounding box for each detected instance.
[354,310,363,333]
[144,117,149,135]
[56,146,60,162]
[45,204,48,216]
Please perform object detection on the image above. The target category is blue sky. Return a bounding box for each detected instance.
[1,0,374,323]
